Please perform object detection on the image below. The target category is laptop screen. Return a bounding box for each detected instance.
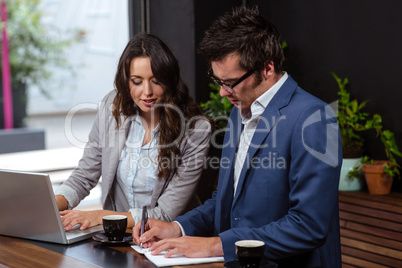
[0,169,102,244]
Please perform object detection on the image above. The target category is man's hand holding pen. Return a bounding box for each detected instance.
[133,218,183,249]
[133,218,223,258]
[139,206,148,249]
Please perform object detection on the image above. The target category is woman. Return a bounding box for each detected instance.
[55,33,211,231]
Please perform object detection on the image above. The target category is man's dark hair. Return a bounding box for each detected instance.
[198,6,285,74]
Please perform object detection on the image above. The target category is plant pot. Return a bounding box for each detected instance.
[362,161,393,195]
[0,82,27,129]
[339,157,365,191]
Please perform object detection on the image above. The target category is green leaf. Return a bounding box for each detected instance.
[281,40,288,49]
[3,0,80,95]
[382,130,393,140]
[200,83,233,128]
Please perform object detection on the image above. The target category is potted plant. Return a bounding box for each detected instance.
[0,0,79,153]
[200,83,233,130]
[359,117,402,195]
[332,73,367,191]
[0,0,78,129]
[333,73,402,193]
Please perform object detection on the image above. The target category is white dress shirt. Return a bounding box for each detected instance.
[233,72,288,194]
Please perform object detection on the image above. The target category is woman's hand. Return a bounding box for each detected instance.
[60,210,102,231]
[55,195,69,211]
[60,210,135,231]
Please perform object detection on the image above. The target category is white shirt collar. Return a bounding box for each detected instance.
[241,72,288,123]
[257,72,288,109]
[132,113,159,135]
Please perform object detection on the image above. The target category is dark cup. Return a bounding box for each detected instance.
[102,215,127,241]
[235,240,265,268]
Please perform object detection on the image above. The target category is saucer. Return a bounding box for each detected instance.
[92,232,133,245]
[224,259,277,268]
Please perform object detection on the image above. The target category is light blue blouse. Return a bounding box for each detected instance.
[116,114,159,224]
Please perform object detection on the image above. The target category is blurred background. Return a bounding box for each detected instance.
[28,0,129,149]
[0,2,401,266]
[0,0,401,192]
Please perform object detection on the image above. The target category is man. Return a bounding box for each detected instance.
[134,6,342,267]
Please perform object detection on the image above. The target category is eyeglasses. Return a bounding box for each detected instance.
[207,68,255,94]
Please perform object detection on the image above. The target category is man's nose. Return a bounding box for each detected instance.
[219,86,232,97]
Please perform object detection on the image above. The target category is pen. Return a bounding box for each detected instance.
[140,206,148,249]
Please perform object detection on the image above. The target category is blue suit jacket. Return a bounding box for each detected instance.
[176,76,342,268]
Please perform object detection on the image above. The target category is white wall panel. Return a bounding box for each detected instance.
[28,0,129,115]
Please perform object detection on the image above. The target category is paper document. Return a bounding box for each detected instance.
[131,245,224,267]
[132,245,153,255]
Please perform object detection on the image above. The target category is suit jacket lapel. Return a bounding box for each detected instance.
[218,109,242,232]
[233,105,281,204]
[220,108,243,187]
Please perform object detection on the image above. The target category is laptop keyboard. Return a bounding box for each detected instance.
[65,224,102,239]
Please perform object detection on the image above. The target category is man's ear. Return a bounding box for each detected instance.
[263,61,275,80]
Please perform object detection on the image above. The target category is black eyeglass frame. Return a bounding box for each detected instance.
[207,68,255,94]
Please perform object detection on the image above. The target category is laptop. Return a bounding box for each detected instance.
[0,169,103,244]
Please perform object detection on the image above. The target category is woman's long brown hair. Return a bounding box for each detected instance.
[112,33,205,179]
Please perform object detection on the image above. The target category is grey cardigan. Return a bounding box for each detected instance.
[58,90,211,222]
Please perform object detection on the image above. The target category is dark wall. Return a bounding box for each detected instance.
[147,0,243,100]
[128,0,198,96]
[193,0,244,102]
[251,1,402,166]
[246,1,402,190]
[128,1,402,182]
[128,0,243,100]
[147,0,196,96]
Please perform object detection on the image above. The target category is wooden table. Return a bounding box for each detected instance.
[339,190,402,268]
[0,235,224,268]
